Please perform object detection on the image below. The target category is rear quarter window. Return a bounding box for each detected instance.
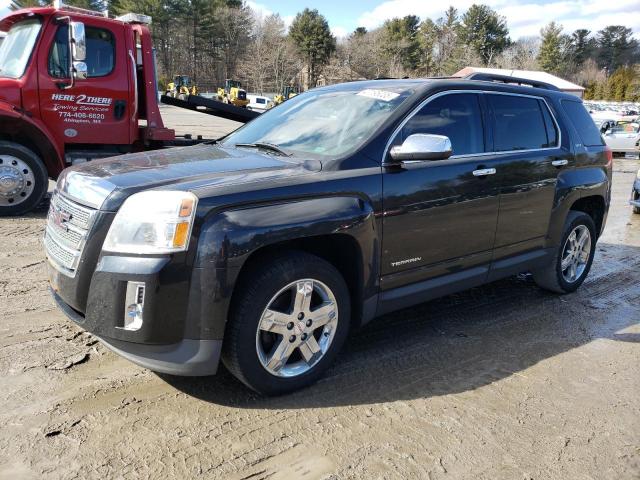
[561,100,604,147]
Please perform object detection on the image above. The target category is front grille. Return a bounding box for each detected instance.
[44,192,97,276]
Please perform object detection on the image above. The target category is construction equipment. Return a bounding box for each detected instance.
[166,75,196,99]
[274,86,299,105]
[0,3,255,215]
[217,79,249,108]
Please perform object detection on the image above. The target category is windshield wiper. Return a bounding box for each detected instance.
[234,142,291,157]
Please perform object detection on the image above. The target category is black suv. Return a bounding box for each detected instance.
[46,74,612,395]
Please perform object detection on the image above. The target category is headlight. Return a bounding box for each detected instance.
[103,191,198,254]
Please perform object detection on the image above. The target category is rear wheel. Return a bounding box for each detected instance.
[0,141,48,216]
[533,211,597,293]
[222,251,350,395]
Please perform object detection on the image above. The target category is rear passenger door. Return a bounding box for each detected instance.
[486,93,563,263]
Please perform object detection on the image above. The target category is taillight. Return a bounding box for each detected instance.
[605,146,613,168]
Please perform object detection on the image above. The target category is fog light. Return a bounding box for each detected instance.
[121,281,145,331]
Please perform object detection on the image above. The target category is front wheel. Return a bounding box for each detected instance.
[222,251,350,395]
[533,211,597,293]
[0,141,48,216]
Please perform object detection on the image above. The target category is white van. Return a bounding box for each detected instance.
[247,95,273,112]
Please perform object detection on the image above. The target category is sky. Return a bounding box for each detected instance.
[1,0,638,40]
[246,0,640,39]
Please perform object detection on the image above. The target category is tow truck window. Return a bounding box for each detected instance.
[0,19,42,79]
[49,25,115,78]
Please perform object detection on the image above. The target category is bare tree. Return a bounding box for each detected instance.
[496,37,540,70]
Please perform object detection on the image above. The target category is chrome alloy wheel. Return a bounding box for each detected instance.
[561,224,591,283]
[0,155,35,207]
[256,278,339,378]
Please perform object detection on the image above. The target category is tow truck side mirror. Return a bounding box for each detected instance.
[70,22,86,61]
[69,22,88,81]
[73,61,88,80]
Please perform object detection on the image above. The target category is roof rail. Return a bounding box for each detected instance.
[52,0,108,18]
[464,72,560,91]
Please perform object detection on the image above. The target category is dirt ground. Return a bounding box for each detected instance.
[1,108,639,479]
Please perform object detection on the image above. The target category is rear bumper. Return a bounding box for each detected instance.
[51,288,221,376]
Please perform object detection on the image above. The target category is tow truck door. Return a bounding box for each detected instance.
[37,16,131,148]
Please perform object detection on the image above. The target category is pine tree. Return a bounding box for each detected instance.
[383,15,421,72]
[537,22,564,74]
[596,26,639,73]
[459,4,510,66]
[289,8,336,88]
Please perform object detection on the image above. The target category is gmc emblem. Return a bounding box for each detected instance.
[50,207,72,231]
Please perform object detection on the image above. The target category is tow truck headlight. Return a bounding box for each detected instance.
[103,191,198,254]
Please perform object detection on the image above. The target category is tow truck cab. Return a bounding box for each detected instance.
[0,5,174,215]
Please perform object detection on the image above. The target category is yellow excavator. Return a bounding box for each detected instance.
[217,79,249,108]
[274,86,299,105]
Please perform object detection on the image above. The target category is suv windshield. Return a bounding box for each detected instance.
[223,85,413,158]
[0,19,42,79]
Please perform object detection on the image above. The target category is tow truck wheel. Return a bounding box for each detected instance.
[0,141,48,216]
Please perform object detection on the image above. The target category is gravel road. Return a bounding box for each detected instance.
[0,110,638,479]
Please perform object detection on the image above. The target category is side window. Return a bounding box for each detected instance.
[400,93,485,156]
[488,94,549,151]
[561,100,605,146]
[48,25,69,78]
[48,25,115,78]
[539,100,558,147]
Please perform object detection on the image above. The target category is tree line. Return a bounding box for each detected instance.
[8,0,640,100]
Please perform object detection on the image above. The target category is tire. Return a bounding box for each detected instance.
[533,211,597,293]
[222,251,351,395]
[633,206,640,215]
[0,141,48,216]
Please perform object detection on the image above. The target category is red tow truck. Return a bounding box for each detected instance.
[0,3,257,215]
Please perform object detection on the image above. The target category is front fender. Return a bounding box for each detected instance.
[547,166,610,246]
[0,101,64,175]
[184,196,378,340]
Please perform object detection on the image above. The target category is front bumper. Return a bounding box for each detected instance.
[51,288,221,376]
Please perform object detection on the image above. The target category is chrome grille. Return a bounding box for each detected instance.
[51,193,92,229]
[44,192,96,276]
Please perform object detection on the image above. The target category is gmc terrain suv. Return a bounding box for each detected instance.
[46,74,612,395]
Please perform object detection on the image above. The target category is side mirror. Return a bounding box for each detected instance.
[73,61,88,80]
[388,134,453,163]
[70,22,86,62]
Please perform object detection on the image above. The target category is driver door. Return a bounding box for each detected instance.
[380,92,501,291]
[37,17,131,147]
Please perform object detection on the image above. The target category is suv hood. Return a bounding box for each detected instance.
[57,144,320,211]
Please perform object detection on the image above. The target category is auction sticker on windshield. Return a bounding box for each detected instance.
[357,89,400,102]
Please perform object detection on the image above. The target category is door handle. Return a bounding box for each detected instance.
[473,168,496,177]
[551,159,568,167]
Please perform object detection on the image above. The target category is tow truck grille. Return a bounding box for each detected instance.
[44,192,97,276]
